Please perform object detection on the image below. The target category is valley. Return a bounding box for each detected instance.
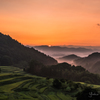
[0,33,100,100]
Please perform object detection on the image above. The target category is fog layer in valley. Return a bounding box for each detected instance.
[30,45,100,64]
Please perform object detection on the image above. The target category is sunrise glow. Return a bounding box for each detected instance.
[48,45,51,47]
[0,0,100,46]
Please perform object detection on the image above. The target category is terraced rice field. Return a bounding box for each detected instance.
[0,66,76,100]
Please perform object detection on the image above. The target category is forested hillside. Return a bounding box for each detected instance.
[26,61,100,85]
[0,32,57,67]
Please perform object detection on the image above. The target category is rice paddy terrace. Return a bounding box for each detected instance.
[0,66,76,100]
[0,66,100,100]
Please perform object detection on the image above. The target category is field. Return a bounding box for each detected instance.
[0,66,100,100]
[0,66,77,100]
[75,82,100,89]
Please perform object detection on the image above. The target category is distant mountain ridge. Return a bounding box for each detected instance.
[0,32,57,67]
[57,54,81,64]
[34,45,93,52]
[59,54,81,61]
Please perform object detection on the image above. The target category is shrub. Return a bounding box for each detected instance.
[53,79,62,89]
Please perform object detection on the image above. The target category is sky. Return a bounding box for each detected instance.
[0,0,100,46]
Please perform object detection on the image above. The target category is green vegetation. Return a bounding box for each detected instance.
[0,66,75,100]
[0,66,100,100]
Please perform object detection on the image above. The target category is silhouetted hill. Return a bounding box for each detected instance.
[59,54,81,61]
[0,32,57,67]
[74,52,100,74]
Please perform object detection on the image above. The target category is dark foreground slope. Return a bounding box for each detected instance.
[0,32,57,67]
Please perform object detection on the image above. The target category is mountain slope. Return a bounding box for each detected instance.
[0,32,57,67]
[91,61,100,73]
[74,52,100,73]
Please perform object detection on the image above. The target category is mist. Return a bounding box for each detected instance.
[31,45,100,64]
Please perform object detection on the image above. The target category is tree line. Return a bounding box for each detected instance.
[25,60,100,85]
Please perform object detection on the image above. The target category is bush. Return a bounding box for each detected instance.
[53,79,61,89]
[66,86,71,92]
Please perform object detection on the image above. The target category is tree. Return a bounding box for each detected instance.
[65,86,71,92]
[26,60,45,75]
[1,55,13,66]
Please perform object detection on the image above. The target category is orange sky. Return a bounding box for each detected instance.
[0,0,100,46]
